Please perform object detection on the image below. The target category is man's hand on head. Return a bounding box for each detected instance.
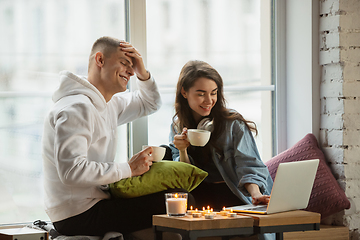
[119,42,150,81]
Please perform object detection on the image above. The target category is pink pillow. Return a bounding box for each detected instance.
[265,133,350,219]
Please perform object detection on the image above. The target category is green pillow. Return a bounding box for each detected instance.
[109,160,208,198]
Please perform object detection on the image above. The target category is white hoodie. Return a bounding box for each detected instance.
[42,71,162,222]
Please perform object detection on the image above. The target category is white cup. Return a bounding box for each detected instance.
[142,145,166,162]
[187,129,211,147]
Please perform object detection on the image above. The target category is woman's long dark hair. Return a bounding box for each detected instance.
[172,60,257,150]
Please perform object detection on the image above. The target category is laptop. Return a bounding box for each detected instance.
[227,159,319,214]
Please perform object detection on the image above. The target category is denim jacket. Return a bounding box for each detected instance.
[169,119,273,204]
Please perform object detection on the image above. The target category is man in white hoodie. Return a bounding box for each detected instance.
[42,36,180,237]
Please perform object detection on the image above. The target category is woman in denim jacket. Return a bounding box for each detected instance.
[168,60,273,210]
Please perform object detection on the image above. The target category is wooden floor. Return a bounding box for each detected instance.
[198,225,349,240]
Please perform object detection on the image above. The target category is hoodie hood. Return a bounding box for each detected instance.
[53,71,107,111]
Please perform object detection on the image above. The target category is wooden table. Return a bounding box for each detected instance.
[237,210,321,240]
[153,214,254,240]
[153,210,321,240]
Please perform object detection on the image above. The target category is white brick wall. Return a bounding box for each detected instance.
[320,0,360,239]
[344,146,360,162]
[320,0,340,14]
[322,62,343,79]
[343,64,360,80]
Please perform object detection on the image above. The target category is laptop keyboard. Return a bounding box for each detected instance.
[246,205,267,211]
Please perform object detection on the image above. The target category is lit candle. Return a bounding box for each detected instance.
[187,206,195,215]
[165,193,187,217]
[220,206,230,216]
[207,206,212,214]
[204,213,214,219]
[201,207,206,215]
[192,211,202,218]
[201,206,212,215]
[228,208,237,217]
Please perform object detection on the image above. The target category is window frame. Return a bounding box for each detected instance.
[129,0,321,156]
[130,0,277,160]
[272,0,320,152]
[0,0,321,227]
[126,0,149,157]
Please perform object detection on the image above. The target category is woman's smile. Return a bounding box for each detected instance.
[182,77,218,122]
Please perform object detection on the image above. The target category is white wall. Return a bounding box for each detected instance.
[319,0,360,238]
[283,0,320,150]
[283,0,359,238]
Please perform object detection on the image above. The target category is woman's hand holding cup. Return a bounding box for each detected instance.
[173,128,190,151]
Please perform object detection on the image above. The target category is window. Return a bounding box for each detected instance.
[0,0,276,225]
[0,0,127,224]
[145,0,274,160]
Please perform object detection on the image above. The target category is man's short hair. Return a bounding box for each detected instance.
[90,36,121,58]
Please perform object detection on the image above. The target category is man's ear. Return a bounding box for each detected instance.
[181,87,187,99]
[94,52,104,67]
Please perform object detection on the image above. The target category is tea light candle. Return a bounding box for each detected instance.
[201,206,212,215]
[220,207,230,216]
[200,207,205,216]
[187,206,195,215]
[204,213,214,219]
[192,212,202,218]
[228,209,237,217]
